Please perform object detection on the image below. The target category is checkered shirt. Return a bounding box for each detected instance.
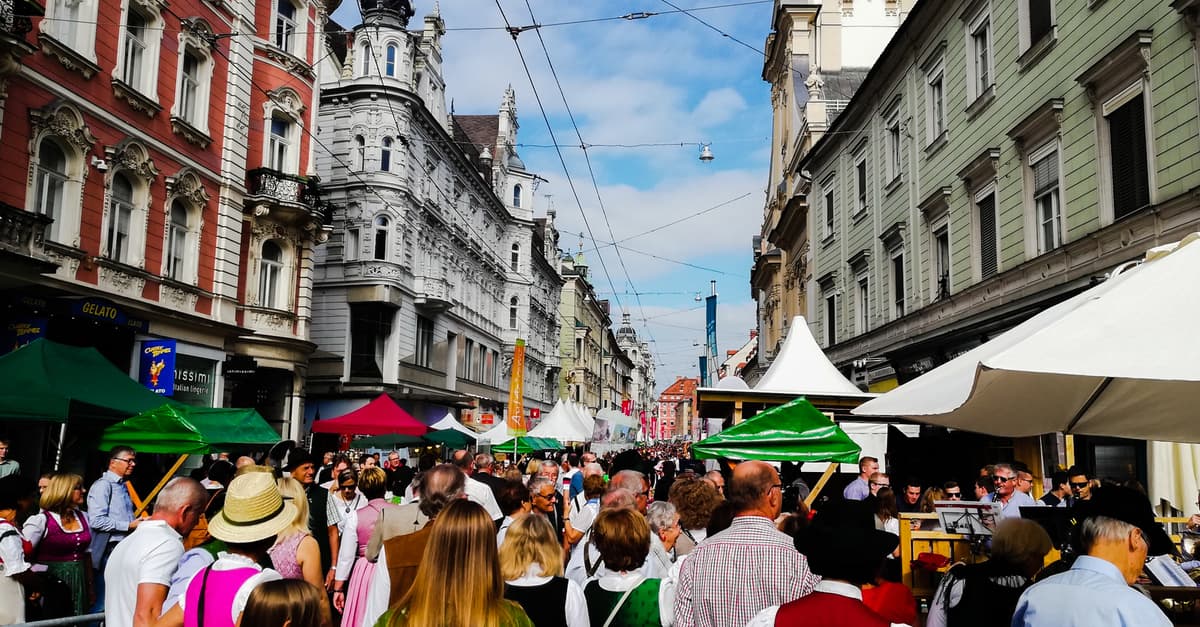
[674,515,818,627]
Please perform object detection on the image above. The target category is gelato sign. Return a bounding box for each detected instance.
[139,339,176,395]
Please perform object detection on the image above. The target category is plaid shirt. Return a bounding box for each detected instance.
[674,515,818,627]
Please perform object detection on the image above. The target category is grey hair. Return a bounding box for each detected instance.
[1079,515,1139,553]
[993,463,1014,475]
[610,470,647,494]
[528,476,554,495]
[474,452,494,469]
[154,477,207,514]
[583,462,604,477]
[539,460,559,473]
[645,501,678,533]
[601,488,636,511]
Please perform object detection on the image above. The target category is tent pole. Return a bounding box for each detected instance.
[804,463,839,508]
[53,422,68,471]
[134,454,189,518]
[1064,377,1113,435]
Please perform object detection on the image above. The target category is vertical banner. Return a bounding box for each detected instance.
[705,294,718,387]
[621,399,632,415]
[698,355,708,390]
[506,339,527,436]
[139,339,177,395]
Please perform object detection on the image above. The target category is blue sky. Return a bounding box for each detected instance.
[329,0,777,392]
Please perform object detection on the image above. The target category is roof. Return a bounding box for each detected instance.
[798,67,871,104]
[754,316,867,396]
[660,377,699,398]
[325,18,349,66]
[452,115,499,153]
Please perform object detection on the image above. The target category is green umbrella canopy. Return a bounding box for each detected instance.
[692,397,861,463]
[98,404,281,455]
[426,429,474,448]
[503,436,563,455]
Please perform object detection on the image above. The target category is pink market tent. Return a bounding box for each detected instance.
[310,394,428,436]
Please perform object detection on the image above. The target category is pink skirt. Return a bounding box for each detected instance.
[342,555,376,627]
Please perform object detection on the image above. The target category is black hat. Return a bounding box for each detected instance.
[282,447,314,472]
[797,499,899,584]
[1071,485,1175,556]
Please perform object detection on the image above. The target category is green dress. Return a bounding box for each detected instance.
[373,599,535,626]
[584,579,662,627]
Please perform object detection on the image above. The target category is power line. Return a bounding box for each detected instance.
[582,191,751,253]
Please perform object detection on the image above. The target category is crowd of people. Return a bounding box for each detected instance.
[0,435,1185,626]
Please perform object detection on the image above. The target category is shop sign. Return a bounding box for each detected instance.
[529,408,540,420]
[480,412,495,425]
[6,318,47,353]
[223,354,258,378]
[139,339,177,395]
[71,298,149,332]
[173,353,218,406]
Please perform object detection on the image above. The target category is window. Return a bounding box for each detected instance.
[509,296,519,330]
[121,9,147,86]
[33,139,68,238]
[385,44,397,76]
[476,344,486,381]
[976,189,999,278]
[575,337,583,358]
[891,252,906,319]
[885,114,902,182]
[373,216,389,260]
[352,135,365,171]
[345,228,359,261]
[513,184,523,208]
[268,117,292,172]
[855,276,869,335]
[259,241,283,308]
[380,137,392,172]
[106,174,135,263]
[510,243,520,272]
[1107,93,1150,220]
[1030,144,1062,253]
[1019,0,1054,53]
[166,200,190,280]
[934,225,950,299]
[924,51,946,145]
[350,303,392,379]
[485,350,496,387]
[42,0,99,62]
[822,180,835,239]
[966,8,993,101]
[275,0,296,53]
[178,51,200,123]
[854,155,868,215]
[360,41,372,76]
[463,338,475,378]
[415,316,434,368]
[824,293,837,346]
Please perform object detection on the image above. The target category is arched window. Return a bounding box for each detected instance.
[352,135,365,171]
[259,240,283,308]
[513,183,522,208]
[373,215,389,260]
[360,41,372,76]
[509,296,519,330]
[385,44,397,77]
[380,137,392,172]
[166,200,191,280]
[106,173,135,263]
[510,243,519,272]
[33,139,67,237]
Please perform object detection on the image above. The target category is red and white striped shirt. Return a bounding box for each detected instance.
[674,515,818,627]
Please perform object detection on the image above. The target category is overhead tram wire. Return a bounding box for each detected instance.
[581,191,751,253]
[521,0,660,351]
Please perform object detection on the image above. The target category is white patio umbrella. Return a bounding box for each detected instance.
[429,411,477,437]
[853,233,1200,443]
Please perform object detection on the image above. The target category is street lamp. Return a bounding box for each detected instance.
[698,143,714,163]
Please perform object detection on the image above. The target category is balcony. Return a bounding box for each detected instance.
[413,276,453,312]
[245,168,328,228]
[0,0,40,79]
[0,203,58,274]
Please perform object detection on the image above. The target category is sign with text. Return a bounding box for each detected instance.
[6,318,47,354]
[71,298,149,332]
[480,413,494,425]
[139,339,177,395]
[506,339,526,436]
[173,354,218,406]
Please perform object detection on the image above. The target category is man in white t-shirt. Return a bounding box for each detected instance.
[104,478,207,627]
[451,450,502,521]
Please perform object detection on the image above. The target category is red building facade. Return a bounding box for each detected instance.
[656,376,698,440]
[0,0,326,449]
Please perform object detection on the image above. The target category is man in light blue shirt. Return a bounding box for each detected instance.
[983,463,1038,520]
[842,456,878,501]
[1012,485,1174,627]
[87,445,143,570]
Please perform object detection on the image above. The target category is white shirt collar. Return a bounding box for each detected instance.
[814,579,863,600]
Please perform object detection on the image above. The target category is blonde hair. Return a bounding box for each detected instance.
[525,459,540,476]
[499,514,563,581]
[276,477,311,538]
[359,467,387,499]
[392,500,508,627]
[40,473,83,515]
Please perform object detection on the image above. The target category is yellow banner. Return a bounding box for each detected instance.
[506,339,526,436]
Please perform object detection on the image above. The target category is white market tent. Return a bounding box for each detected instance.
[528,399,593,442]
[429,411,478,438]
[477,421,514,446]
[754,316,871,396]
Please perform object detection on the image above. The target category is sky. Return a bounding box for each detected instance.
[329,0,777,393]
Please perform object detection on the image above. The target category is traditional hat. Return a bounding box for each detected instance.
[207,472,296,544]
[797,499,899,583]
[282,447,313,472]
[1071,485,1175,556]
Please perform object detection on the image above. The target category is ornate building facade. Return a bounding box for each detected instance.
[557,250,609,411]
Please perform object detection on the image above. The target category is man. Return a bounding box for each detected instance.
[842,456,879,501]
[675,460,819,627]
[538,459,560,485]
[560,452,580,495]
[450,449,502,520]
[88,446,145,571]
[472,452,507,497]
[703,470,725,496]
[1013,485,1173,626]
[1012,461,1036,496]
[104,478,207,627]
[609,468,650,514]
[868,472,890,497]
[529,476,564,543]
[284,449,333,587]
[1040,471,1072,507]
[569,451,597,501]
[943,481,963,500]
[983,463,1037,519]
[0,437,18,478]
[897,477,923,513]
[1068,466,1092,503]
[363,464,465,626]
[315,451,335,484]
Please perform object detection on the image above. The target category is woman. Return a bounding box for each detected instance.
[927,518,1051,627]
[269,477,323,589]
[327,469,362,562]
[583,508,674,627]
[380,499,533,626]
[668,477,721,556]
[335,467,397,626]
[920,486,946,513]
[644,501,681,577]
[874,487,902,582]
[497,480,532,547]
[23,472,92,616]
[0,476,37,625]
[500,514,589,627]
[242,579,332,627]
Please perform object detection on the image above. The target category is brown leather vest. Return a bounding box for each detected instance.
[383,523,433,606]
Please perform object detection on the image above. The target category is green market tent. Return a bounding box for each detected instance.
[98,404,281,454]
[692,397,861,463]
[0,338,178,422]
[506,436,563,455]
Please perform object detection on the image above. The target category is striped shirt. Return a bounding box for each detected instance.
[674,515,818,627]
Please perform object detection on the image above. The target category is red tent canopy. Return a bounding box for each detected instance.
[310,394,428,436]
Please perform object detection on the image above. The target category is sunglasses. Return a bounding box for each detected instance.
[945,491,962,498]
[992,475,1016,483]
[870,481,890,488]
[1070,481,1090,489]
[340,484,357,491]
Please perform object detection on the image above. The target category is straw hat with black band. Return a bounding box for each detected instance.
[207,472,297,544]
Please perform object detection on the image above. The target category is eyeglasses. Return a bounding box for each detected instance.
[869,481,890,488]
[945,491,962,498]
[537,492,558,500]
[992,475,1016,483]
[114,457,136,465]
[1070,481,1090,489]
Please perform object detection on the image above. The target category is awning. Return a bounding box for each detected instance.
[693,397,861,463]
[310,394,428,436]
[98,404,280,454]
